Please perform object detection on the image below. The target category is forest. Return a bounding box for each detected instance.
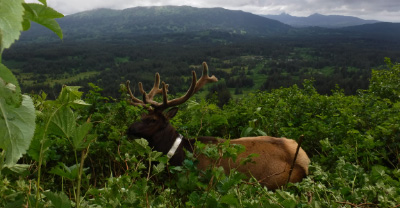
[1,1,400,207]
[4,28,400,104]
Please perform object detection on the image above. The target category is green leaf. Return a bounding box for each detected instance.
[255,129,267,136]
[49,163,79,180]
[4,199,25,208]
[281,199,296,208]
[56,86,90,108]
[3,163,30,173]
[0,0,24,51]
[240,127,253,137]
[38,0,47,7]
[43,192,72,208]
[48,107,76,139]
[21,18,31,31]
[0,63,21,105]
[72,99,91,107]
[217,173,244,194]
[27,126,51,162]
[134,138,151,153]
[152,162,165,174]
[72,122,93,150]
[22,3,63,39]
[220,193,239,206]
[0,95,36,166]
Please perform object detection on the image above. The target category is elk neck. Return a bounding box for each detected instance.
[148,124,195,166]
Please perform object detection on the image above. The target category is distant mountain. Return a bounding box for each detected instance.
[340,22,400,39]
[21,6,291,41]
[261,13,380,28]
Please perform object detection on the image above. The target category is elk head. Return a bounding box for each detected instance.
[126,62,218,143]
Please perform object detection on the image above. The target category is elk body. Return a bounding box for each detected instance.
[126,62,310,190]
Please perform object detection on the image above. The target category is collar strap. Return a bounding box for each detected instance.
[167,134,183,159]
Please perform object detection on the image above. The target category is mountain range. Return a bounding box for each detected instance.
[20,6,400,41]
[261,13,380,28]
[22,6,290,41]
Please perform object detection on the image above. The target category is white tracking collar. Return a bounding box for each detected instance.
[167,134,183,159]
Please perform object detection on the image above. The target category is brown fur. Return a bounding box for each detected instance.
[196,136,310,189]
[128,108,310,190]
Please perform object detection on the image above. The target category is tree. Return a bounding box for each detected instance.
[369,58,400,102]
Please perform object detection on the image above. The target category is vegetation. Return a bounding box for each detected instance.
[5,32,400,100]
[4,6,400,100]
[1,1,400,207]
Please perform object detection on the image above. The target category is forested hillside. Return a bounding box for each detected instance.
[1,2,400,207]
[21,6,290,41]
[5,6,400,102]
[5,30,400,102]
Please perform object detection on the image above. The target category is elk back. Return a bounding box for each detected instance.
[196,136,310,190]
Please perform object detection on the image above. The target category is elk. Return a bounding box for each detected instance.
[126,62,310,190]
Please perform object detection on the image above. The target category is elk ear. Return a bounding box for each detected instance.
[165,107,179,119]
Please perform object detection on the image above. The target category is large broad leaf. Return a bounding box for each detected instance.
[73,122,93,150]
[27,126,52,162]
[49,163,88,181]
[56,86,90,109]
[48,107,76,139]
[43,192,72,208]
[22,3,64,39]
[48,105,93,150]
[0,95,36,166]
[0,0,24,51]
[0,63,21,105]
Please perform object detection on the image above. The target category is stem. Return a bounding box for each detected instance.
[286,135,304,188]
[35,104,67,207]
[76,149,87,208]
[35,141,45,208]
[0,151,5,177]
[147,157,152,180]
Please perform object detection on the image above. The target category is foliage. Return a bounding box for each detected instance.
[1,2,400,206]
[0,0,25,52]
[369,58,400,102]
[1,61,399,207]
[0,0,62,169]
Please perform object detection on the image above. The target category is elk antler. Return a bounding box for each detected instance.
[126,62,218,111]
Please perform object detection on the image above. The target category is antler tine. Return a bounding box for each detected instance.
[138,82,145,94]
[147,73,167,100]
[162,81,168,106]
[127,62,217,111]
[193,62,218,94]
[126,80,145,107]
[154,71,197,110]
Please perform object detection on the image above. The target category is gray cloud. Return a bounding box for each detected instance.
[26,0,400,22]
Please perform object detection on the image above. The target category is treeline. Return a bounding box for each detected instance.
[4,31,400,98]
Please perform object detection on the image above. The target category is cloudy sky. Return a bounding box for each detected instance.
[27,0,400,22]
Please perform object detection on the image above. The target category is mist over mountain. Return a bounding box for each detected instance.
[261,13,380,28]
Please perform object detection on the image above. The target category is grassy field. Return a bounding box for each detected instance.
[16,71,101,87]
